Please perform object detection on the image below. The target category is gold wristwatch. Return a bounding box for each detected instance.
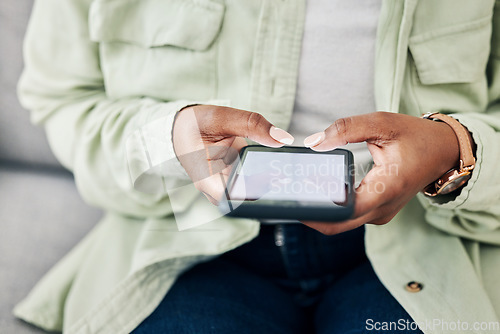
[421,112,476,197]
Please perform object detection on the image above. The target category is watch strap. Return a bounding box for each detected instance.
[423,113,475,169]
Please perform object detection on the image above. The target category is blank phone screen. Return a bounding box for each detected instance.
[229,151,346,204]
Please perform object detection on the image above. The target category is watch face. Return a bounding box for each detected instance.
[439,173,471,195]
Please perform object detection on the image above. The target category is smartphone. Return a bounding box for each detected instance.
[218,145,355,222]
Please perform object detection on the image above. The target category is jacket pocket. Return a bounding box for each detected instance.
[409,15,492,85]
[87,0,224,101]
[89,0,225,51]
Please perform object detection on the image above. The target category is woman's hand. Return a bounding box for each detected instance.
[172,105,294,204]
[302,112,460,235]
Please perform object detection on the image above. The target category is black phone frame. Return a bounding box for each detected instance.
[218,145,355,222]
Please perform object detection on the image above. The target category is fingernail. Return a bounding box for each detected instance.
[270,127,294,145]
[304,132,325,147]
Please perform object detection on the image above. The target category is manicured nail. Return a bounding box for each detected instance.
[304,132,325,147]
[270,127,294,145]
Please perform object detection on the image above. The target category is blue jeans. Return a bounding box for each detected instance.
[134,224,423,333]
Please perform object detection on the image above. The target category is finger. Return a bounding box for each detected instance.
[221,164,233,177]
[305,112,395,151]
[302,200,398,236]
[232,137,249,151]
[302,219,365,236]
[194,106,294,147]
[302,202,383,235]
[194,138,244,167]
[302,166,397,234]
[222,137,247,165]
[366,210,399,226]
[205,138,236,160]
[194,173,228,205]
[201,191,218,206]
[352,165,399,218]
[181,151,228,183]
[364,198,409,226]
[347,201,397,227]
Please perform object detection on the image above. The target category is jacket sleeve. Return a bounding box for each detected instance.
[19,0,210,217]
[417,3,500,245]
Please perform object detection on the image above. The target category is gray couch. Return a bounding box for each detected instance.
[0,1,103,333]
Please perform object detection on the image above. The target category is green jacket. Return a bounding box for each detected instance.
[15,0,500,333]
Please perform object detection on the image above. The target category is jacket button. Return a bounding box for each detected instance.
[405,281,423,293]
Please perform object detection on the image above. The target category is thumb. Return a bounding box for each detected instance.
[304,113,392,152]
[194,106,294,147]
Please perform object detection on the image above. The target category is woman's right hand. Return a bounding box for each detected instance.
[172,105,294,205]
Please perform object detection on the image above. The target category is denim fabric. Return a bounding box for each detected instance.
[134,224,422,334]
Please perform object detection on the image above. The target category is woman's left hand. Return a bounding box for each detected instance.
[302,112,460,235]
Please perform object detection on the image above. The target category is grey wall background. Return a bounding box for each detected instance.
[0,0,60,168]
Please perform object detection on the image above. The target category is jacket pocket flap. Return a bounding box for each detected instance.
[89,0,225,51]
[409,16,492,85]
